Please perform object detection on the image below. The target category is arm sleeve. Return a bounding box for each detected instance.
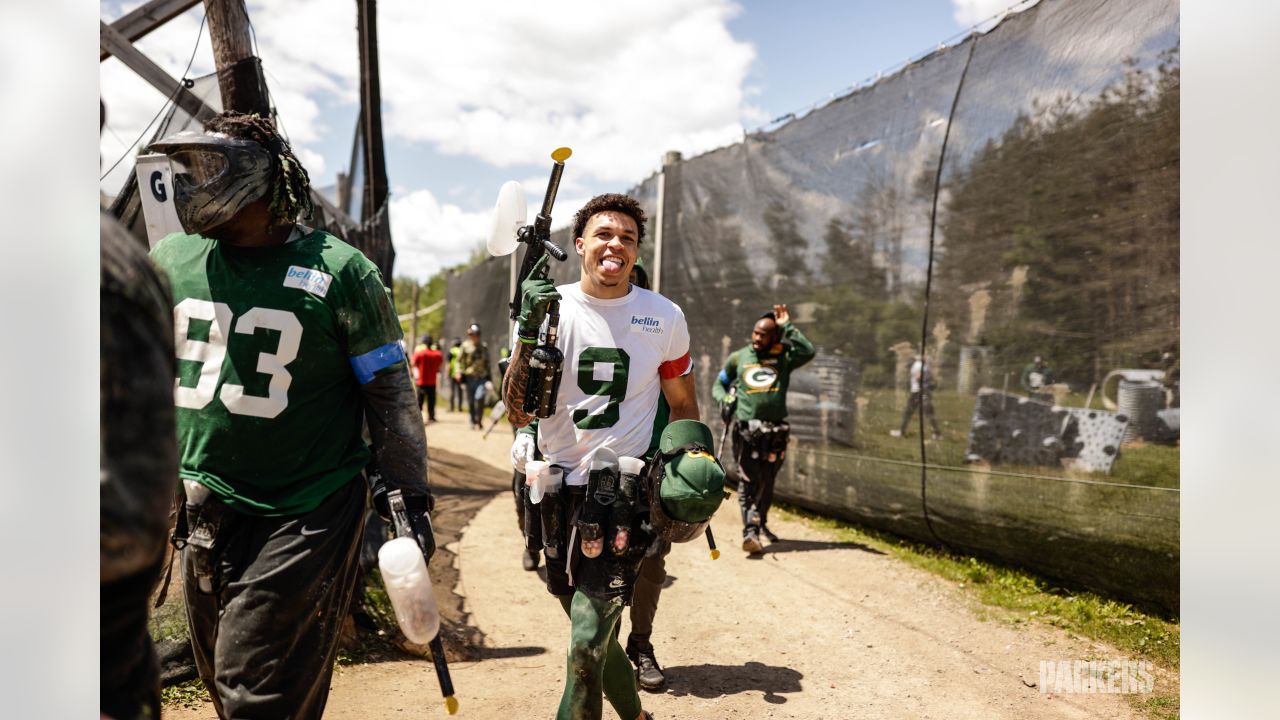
[783,321,816,370]
[658,305,692,379]
[711,352,738,403]
[361,371,430,495]
[340,264,408,383]
[339,261,429,495]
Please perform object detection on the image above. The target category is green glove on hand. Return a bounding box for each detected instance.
[517,254,561,335]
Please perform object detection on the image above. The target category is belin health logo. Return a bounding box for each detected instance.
[283,265,333,297]
[629,315,663,335]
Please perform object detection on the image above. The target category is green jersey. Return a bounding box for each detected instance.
[150,229,405,516]
[712,322,815,423]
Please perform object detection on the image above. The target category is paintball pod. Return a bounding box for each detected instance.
[377,489,458,715]
[487,148,573,419]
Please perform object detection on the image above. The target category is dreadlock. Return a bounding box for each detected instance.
[204,111,313,227]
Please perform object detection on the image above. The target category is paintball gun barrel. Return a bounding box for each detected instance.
[515,148,573,419]
[380,490,458,715]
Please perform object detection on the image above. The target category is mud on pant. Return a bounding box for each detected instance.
[182,476,366,720]
[555,592,642,720]
[732,423,788,536]
[540,487,648,720]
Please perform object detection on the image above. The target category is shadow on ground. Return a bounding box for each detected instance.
[663,661,803,704]
[757,538,886,556]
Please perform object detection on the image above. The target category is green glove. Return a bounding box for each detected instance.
[517,254,561,335]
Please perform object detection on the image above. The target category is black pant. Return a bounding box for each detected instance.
[465,376,486,427]
[898,391,940,436]
[732,427,783,536]
[449,377,464,412]
[183,477,366,720]
[101,561,162,720]
[416,384,437,420]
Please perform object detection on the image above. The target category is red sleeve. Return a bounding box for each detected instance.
[659,352,692,380]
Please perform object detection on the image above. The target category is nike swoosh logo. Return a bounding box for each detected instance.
[299,526,325,536]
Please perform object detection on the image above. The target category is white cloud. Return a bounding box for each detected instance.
[951,0,1036,29]
[374,0,755,183]
[99,0,758,279]
[390,189,492,281]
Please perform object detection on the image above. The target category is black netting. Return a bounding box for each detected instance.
[444,0,1179,614]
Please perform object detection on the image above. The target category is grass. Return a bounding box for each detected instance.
[158,573,407,711]
[843,386,1179,488]
[161,678,210,710]
[776,503,1180,718]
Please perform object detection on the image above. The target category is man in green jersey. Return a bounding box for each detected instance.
[148,112,434,720]
[712,304,815,554]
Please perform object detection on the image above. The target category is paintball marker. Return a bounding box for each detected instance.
[717,386,737,457]
[487,148,573,419]
[377,489,458,715]
[705,526,720,560]
[482,400,507,439]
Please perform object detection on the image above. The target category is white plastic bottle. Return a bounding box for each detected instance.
[377,536,440,644]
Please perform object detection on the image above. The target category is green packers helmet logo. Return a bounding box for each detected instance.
[744,366,778,390]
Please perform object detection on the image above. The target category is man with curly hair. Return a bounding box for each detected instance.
[147,111,435,719]
[505,193,710,720]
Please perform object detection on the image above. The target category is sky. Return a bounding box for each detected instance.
[99,0,1027,281]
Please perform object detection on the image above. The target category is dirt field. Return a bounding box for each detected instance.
[168,407,1145,719]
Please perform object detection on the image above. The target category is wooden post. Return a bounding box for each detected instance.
[411,283,420,350]
[203,0,270,116]
[357,0,390,220]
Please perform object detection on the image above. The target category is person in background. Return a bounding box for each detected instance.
[411,334,444,423]
[448,338,464,413]
[1021,355,1054,395]
[459,324,491,430]
[712,305,815,554]
[891,354,942,440]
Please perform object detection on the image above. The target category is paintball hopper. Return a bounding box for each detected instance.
[650,420,727,543]
[486,180,527,257]
[486,147,572,259]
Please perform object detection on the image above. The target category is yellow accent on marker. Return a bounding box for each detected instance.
[552,147,573,162]
[686,450,716,462]
[445,695,459,714]
[710,549,721,560]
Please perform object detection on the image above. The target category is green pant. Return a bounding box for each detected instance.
[556,593,642,720]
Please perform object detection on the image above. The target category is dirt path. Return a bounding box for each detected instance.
[168,407,1141,719]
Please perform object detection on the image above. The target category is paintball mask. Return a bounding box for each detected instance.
[646,420,728,543]
[149,131,273,235]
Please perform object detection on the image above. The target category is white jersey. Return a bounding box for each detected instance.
[524,283,691,486]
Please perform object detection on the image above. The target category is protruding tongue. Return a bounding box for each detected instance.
[602,258,622,272]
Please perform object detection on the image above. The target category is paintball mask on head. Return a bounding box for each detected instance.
[149,131,273,235]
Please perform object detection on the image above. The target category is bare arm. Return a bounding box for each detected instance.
[660,372,700,422]
[503,340,536,428]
